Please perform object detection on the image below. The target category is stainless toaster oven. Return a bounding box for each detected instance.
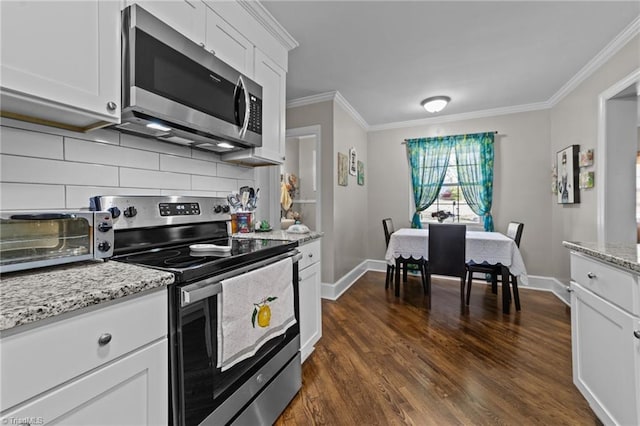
[0,211,114,273]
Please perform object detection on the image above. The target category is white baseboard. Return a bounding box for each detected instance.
[323,259,572,306]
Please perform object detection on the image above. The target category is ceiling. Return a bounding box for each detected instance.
[261,1,639,128]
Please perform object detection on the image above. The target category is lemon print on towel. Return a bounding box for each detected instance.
[252,297,278,328]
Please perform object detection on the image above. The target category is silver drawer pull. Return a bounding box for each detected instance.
[634,330,640,339]
[98,333,112,346]
[587,272,596,279]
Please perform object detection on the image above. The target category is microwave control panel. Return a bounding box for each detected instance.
[248,94,262,135]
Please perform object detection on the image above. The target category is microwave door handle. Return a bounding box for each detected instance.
[237,75,250,138]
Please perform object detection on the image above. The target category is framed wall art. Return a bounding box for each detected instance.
[338,152,348,186]
[557,145,580,204]
[349,147,357,176]
[357,161,364,185]
[579,171,595,189]
[579,149,594,167]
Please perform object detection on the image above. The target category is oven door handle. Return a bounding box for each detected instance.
[181,249,301,307]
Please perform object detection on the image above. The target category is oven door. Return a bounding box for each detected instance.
[170,250,301,426]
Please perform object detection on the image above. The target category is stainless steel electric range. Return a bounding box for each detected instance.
[90,195,301,426]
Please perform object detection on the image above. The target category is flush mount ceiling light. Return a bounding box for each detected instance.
[421,96,451,113]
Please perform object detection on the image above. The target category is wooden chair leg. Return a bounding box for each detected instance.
[459,277,465,305]
[466,272,473,305]
[403,263,408,282]
[511,274,521,311]
[420,261,427,294]
[385,264,393,289]
[426,270,432,309]
[491,272,498,294]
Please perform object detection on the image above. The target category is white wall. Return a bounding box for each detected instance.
[367,110,552,277]
[549,34,640,280]
[0,119,255,211]
[332,101,368,281]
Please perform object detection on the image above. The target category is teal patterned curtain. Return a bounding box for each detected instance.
[406,137,455,228]
[454,132,495,231]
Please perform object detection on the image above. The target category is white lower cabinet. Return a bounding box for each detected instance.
[0,289,168,425]
[570,252,640,426]
[298,239,322,362]
[1,339,167,426]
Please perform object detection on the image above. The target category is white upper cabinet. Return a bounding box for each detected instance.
[253,49,287,163]
[127,0,206,46]
[0,0,120,131]
[204,6,254,77]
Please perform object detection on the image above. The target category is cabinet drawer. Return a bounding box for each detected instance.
[299,240,321,271]
[570,252,639,315]
[0,288,167,410]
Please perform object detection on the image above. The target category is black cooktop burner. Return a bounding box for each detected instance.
[115,237,296,283]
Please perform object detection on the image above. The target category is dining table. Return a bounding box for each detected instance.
[384,228,528,314]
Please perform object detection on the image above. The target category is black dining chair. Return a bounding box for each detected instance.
[382,218,427,293]
[425,223,467,308]
[466,222,524,311]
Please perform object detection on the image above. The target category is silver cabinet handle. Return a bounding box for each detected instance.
[199,42,206,48]
[634,330,640,339]
[106,101,117,112]
[587,272,596,279]
[209,49,216,55]
[98,333,112,346]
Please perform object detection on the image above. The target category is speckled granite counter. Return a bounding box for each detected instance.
[562,241,640,274]
[233,230,323,245]
[0,260,175,331]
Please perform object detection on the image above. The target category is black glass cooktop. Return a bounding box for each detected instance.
[114,237,296,283]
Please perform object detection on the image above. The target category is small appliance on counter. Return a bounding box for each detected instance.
[0,211,114,273]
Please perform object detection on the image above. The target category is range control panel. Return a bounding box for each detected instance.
[159,202,200,216]
[90,196,230,230]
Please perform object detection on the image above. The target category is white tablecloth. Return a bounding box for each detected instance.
[384,228,528,284]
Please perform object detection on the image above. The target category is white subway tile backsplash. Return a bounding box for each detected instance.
[1,183,65,210]
[1,155,119,186]
[160,155,217,176]
[192,175,238,193]
[65,138,159,169]
[1,124,262,211]
[217,163,256,180]
[160,189,221,197]
[120,133,192,157]
[191,149,222,162]
[0,126,63,159]
[120,167,190,190]
[66,186,162,209]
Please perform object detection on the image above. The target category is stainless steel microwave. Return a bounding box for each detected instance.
[113,5,262,154]
[0,211,114,273]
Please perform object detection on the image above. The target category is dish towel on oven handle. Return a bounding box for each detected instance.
[217,257,296,371]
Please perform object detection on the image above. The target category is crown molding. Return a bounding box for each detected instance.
[548,14,640,107]
[237,1,299,51]
[287,91,370,130]
[368,102,551,132]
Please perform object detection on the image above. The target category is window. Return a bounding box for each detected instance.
[420,154,480,224]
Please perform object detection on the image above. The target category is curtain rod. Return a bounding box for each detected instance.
[401,131,498,144]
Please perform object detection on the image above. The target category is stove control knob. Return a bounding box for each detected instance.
[97,222,113,233]
[98,241,111,252]
[214,205,223,213]
[123,206,137,218]
[222,205,230,213]
[108,206,121,219]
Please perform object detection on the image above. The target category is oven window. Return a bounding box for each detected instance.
[135,29,237,124]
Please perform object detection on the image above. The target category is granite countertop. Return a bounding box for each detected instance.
[233,229,323,244]
[562,241,640,273]
[0,260,175,332]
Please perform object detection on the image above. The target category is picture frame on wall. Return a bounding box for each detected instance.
[349,147,357,176]
[557,145,580,204]
[357,161,364,185]
[338,152,348,186]
[579,149,594,167]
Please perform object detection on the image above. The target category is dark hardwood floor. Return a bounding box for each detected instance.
[276,271,599,425]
